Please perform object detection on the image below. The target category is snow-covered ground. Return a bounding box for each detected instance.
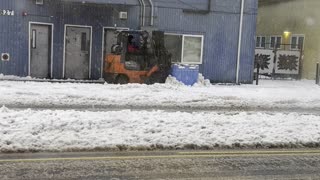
[0,77,320,152]
[0,78,319,110]
[1,106,320,152]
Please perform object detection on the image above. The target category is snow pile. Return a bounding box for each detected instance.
[166,73,211,87]
[165,75,185,86]
[194,73,211,87]
[0,74,104,83]
[0,106,9,113]
[0,74,33,81]
[1,108,320,152]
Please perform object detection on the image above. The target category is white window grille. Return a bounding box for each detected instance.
[256,36,266,48]
[270,36,282,49]
[290,35,305,50]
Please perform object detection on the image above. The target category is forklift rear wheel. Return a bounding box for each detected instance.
[116,75,129,84]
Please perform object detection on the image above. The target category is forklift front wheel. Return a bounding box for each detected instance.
[115,75,129,84]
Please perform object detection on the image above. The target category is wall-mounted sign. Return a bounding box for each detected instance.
[0,10,15,16]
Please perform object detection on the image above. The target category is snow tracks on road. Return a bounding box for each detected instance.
[0,80,320,111]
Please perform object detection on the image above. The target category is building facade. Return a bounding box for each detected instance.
[0,0,258,83]
[257,0,320,79]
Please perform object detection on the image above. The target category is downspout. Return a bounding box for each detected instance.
[236,0,245,84]
[148,0,154,26]
[138,0,143,27]
[141,0,146,26]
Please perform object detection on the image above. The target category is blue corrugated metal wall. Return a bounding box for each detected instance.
[0,0,140,79]
[239,0,258,83]
[155,0,258,83]
[0,0,257,83]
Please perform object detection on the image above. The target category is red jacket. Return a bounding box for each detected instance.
[128,44,138,53]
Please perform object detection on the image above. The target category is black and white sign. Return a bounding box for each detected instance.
[0,10,15,16]
[254,49,274,74]
[275,50,300,75]
[255,49,301,75]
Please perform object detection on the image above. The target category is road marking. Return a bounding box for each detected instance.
[178,150,320,155]
[1,150,320,163]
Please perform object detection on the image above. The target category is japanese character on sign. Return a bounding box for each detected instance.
[0,10,15,16]
[8,10,14,16]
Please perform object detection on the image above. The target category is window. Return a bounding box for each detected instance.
[164,34,182,63]
[32,29,36,49]
[256,36,266,48]
[81,32,87,51]
[291,35,305,50]
[164,34,204,64]
[270,36,282,49]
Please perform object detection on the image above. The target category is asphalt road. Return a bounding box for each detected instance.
[1,150,320,180]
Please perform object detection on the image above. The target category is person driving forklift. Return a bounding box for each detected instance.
[127,35,139,53]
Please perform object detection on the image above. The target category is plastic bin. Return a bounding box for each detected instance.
[171,64,199,86]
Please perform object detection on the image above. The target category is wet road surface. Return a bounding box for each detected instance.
[1,150,320,179]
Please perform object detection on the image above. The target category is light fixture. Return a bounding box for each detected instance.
[1,53,10,61]
[283,31,291,38]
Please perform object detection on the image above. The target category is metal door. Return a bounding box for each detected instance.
[103,28,128,78]
[30,24,51,78]
[104,29,119,59]
[65,26,91,80]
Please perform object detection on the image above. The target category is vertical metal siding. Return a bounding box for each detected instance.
[239,14,257,83]
[0,0,257,83]
[0,0,139,79]
[63,0,139,5]
[55,2,138,79]
[155,0,258,83]
[239,0,258,83]
[0,0,24,76]
[154,0,209,9]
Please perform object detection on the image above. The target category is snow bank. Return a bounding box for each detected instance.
[165,75,185,86]
[0,106,9,113]
[0,79,319,110]
[1,108,320,152]
[0,74,104,83]
[194,73,211,87]
[0,74,33,81]
[166,73,211,87]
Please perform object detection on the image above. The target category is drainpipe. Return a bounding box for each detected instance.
[138,0,143,27]
[236,0,245,84]
[148,0,154,26]
[140,0,146,27]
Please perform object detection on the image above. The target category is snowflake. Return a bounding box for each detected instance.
[277,54,298,71]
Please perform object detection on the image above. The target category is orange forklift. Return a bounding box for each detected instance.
[104,30,171,84]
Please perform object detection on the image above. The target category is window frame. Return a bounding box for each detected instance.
[270,35,282,49]
[255,36,266,48]
[290,34,305,50]
[165,33,204,64]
